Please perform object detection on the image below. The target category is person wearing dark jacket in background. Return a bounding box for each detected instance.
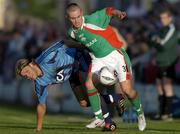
[151,9,179,121]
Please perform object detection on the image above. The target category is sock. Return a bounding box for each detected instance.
[158,95,165,116]
[130,94,143,116]
[100,95,112,124]
[164,96,173,115]
[87,88,103,119]
[102,93,125,116]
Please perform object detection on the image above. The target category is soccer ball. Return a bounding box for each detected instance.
[99,66,117,86]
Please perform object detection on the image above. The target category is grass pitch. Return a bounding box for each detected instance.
[0,104,180,134]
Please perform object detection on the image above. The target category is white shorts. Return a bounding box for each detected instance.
[89,50,131,82]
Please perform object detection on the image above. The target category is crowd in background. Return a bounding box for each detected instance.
[111,0,180,84]
[0,0,179,85]
[0,19,60,83]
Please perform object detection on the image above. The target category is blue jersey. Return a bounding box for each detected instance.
[34,41,76,104]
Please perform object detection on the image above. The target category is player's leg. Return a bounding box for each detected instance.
[116,48,146,131]
[153,78,165,120]
[75,49,104,121]
[119,80,146,130]
[100,86,125,115]
[87,51,126,131]
[162,77,173,121]
[161,64,175,121]
[85,69,116,129]
[155,66,166,120]
[94,83,117,131]
[75,49,115,129]
[99,88,123,132]
[70,67,116,130]
[73,85,116,130]
[86,92,115,130]
[86,74,125,131]
[109,83,126,115]
[85,64,104,123]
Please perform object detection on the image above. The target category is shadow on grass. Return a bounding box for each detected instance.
[0,124,95,132]
[147,128,180,133]
[0,122,130,132]
[0,122,92,132]
[0,122,34,129]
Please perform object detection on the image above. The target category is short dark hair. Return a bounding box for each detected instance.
[66,3,81,14]
[159,8,172,16]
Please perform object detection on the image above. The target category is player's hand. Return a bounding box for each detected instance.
[119,97,126,114]
[151,35,161,44]
[34,128,42,132]
[80,100,88,107]
[116,94,126,114]
[155,37,161,44]
[114,10,126,20]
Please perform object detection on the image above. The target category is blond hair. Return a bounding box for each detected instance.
[15,59,31,76]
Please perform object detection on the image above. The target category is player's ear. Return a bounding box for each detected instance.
[65,10,70,19]
[80,9,83,16]
[29,63,33,67]
[29,62,35,68]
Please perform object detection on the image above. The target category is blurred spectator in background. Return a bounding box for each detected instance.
[0,25,13,81]
[151,9,179,121]
[127,0,147,18]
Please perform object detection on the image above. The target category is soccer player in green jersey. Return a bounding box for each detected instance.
[66,3,146,131]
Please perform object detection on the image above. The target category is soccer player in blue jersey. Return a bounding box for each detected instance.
[15,40,124,131]
[16,41,78,131]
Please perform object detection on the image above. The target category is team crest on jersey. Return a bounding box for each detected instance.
[80,37,86,41]
[79,34,84,38]
[79,34,86,41]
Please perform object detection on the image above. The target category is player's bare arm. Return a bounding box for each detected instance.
[111,8,126,20]
[64,38,86,49]
[35,104,46,132]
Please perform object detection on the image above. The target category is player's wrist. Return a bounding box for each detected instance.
[112,9,126,20]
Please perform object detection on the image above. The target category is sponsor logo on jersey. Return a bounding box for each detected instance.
[86,38,97,47]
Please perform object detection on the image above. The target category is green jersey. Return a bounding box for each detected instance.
[68,8,123,58]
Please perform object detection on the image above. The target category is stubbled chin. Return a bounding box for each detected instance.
[75,26,80,29]
[75,24,81,28]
